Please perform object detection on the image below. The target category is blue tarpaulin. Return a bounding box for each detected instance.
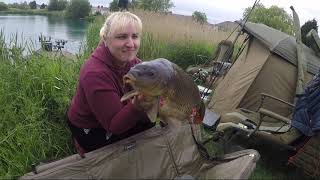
[292,71,320,136]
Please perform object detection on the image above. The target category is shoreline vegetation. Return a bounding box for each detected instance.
[0,8,64,17]
[0,9,303,180]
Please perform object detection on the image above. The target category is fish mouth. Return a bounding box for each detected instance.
[121,73,139,102]
[123,73,136,86]
[120,90,139,102]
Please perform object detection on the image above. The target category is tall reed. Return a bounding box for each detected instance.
[86,14,217,69]
[0,32,82,178]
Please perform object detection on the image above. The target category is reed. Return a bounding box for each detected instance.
[132,9,239,44]
[0,32,82,178]
[85,14,218,69]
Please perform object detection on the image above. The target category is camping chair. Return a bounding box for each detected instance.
[214,66,320,178]
[215,27,320,152]
[187,40,233,85]
[216,92,303,151]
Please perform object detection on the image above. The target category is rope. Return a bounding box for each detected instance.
[188,118,217,161]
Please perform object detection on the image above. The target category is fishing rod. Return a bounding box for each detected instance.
[200,0,260,101]
[189,0,262,162]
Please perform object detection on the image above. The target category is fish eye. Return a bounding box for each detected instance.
[146,71,154,76]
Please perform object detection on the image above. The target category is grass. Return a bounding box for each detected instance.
[0,31,82,178]
[0,11,309,179]
[246,141,306,179]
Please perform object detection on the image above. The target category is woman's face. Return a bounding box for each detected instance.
[106,23,141,65]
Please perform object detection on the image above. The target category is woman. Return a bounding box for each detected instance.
[67,12,153,154]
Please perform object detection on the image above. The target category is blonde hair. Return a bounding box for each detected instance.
[100,12,142,41]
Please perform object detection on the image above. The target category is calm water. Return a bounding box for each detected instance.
[0,15,89,54]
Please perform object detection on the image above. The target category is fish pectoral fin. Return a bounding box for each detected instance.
[120,90,139,102]
[146,100,159,122]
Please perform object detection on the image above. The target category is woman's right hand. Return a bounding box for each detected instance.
[131,94,156,111]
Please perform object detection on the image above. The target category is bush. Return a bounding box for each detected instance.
[29,1,37,9]
[166,41,213,69]
[109,0,119,11]
[243,3,293,35]
[192,11,207,24]
[136,0,174,13]
[94,11,102,16]
[65,0,91,19]
[301,19,318,48]
[48,0,57,10]
[0,2,9,11]
[84,16,105,56]
[40,3,47,9]
[57,0,68,11]
[48,0,67,11]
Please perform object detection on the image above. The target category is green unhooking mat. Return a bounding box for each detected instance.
[20,123,259,179]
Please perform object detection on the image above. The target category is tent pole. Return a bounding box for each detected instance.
[290,6,306,104]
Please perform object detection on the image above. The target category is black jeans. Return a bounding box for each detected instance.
[67,119,154,152]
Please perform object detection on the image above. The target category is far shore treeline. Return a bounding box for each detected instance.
[0,0,90,19]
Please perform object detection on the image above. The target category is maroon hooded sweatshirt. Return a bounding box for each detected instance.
[68,42,150,135]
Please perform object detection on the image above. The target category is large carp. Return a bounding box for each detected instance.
[121,58,205,127]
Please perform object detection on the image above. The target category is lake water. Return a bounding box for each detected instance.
[0,15,89,54]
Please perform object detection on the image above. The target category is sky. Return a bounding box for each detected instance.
[2,0,320,24]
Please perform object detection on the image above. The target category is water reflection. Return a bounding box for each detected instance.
[0,14,88,54]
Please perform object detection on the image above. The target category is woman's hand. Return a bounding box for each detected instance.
[131,94,156,111]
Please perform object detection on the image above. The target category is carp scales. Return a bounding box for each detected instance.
[121,58,205,126]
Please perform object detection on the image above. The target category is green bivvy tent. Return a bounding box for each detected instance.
[208,22,320,177]
[208,22,320,117]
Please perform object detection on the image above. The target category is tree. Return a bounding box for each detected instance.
[29,1,37,9]
[48,0,58,11]
[192,11,207,24]
[137,0,174,13]
[0,2,8,11]
[48,0,67,11]
[109,0,119,11]
[8,3,19,9]
[65,0,91,19]
[19,1,29,9]
[8,2,29,9]
[118,0,129,11]
[57,0,68,10]
[40,3,47,9]
[301,19,318,48]
[243,3,293,35]
[131,0,138,9]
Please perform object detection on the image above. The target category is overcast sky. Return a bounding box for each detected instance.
[3,0,320,24]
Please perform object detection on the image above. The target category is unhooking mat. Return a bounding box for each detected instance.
[20,123,260,179]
